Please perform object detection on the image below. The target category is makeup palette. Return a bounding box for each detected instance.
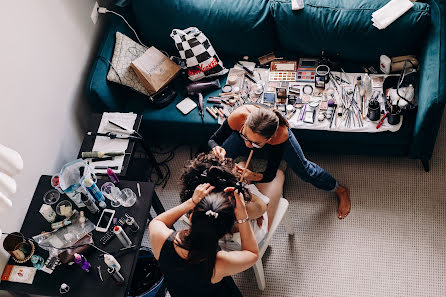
[296,58,318,82]
[269,60,297,81]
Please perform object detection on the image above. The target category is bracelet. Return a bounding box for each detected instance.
[235,217,249,224]
[191,197,198,205]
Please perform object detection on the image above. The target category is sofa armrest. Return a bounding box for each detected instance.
[409,0,446,160]
[85,17,137,112]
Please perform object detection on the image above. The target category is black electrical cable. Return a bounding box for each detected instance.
[396,59,417,108]
[147,144,190,188]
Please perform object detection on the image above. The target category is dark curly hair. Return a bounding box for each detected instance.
[179,153,251,203]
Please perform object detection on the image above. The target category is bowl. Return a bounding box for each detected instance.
[43,189,61,205]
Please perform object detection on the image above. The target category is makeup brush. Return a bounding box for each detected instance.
[239,150,254,182]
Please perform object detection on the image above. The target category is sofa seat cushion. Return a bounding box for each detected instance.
[123,76,225,144]
[131,0,277,57]
[271,0,431,62]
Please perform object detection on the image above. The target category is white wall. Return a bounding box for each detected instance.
[0,0,112,290]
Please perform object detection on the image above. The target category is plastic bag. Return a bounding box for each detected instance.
[32,211,95,255]
[58,159,97,207]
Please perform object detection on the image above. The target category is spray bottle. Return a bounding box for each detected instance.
[104,254,121,271]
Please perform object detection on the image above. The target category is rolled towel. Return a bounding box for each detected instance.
[372,0,414,30]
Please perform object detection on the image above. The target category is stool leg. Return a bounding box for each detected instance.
[283,209,294,235]
[253,259,266,291]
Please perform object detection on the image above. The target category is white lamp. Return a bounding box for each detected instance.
[0,144,23,211]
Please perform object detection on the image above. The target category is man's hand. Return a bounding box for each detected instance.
[212,146,226,160]
[235,163,263,182]
[191,183,215,205]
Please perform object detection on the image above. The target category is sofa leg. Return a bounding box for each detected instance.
[421,159,430,172]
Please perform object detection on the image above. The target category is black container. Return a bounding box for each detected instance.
[387,106,401,125]
[367,101,381,121]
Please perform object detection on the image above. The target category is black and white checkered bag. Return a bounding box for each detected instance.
[171,27,228,81]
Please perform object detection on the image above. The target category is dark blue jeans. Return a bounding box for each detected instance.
[222,129,338,192]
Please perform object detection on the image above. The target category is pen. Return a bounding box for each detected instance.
[300,104,307,121]
[95,166,118,170]
[108,120,135,134]
[244,73,257,83]
[91,157,114,162]
[137,183,141,197]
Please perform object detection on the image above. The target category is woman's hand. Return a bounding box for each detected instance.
[224,187,248,220]
[212,146,226,160]
[235,164,263,182]
[191,183,215,205]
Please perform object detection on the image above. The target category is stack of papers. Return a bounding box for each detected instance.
[372,0,414,30]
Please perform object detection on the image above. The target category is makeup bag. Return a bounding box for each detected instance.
[170,27,228,81]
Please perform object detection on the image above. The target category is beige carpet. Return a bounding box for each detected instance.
[147,115,446,297]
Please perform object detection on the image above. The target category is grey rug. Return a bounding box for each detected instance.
[145,116,446,297]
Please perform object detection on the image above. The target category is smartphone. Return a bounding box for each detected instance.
[96,209,115,232]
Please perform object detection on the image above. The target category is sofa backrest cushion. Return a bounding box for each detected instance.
[131,0,277,57]
[271,0,431,62]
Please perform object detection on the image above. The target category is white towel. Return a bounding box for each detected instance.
[371,0,414,30]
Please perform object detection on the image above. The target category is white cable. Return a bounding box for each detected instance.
[97,7,148,48]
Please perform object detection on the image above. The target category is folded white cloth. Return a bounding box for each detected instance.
[372,0,414,30]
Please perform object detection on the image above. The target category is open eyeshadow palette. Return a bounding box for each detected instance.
[269,60,297,81]
[296,58,318,82]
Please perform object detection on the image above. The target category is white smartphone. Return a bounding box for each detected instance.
[96,209,115,232]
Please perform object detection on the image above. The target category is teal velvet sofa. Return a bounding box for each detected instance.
[86,0,445,171]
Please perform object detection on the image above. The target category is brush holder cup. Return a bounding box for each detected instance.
[387,106,401,125]
[367,101,381,121]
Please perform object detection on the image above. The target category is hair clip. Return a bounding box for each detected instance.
[235,181,244,193]
[205,210,219,219]
[201,170,208,177]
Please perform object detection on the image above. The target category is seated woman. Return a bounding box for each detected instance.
[149,184,258,297]
[209,104,350,219]
[179,153,285,247]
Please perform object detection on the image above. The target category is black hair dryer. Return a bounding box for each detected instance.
[186,79,221,96]
[186,79,221,120]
